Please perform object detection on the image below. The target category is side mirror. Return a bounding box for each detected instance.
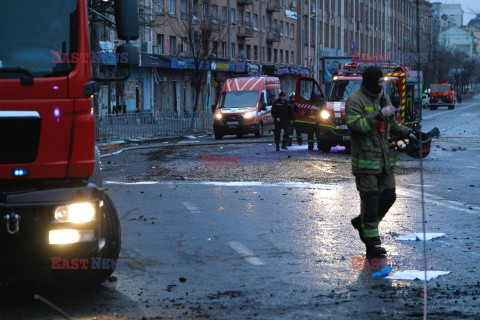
[211,104,216,112]
[115,0,140,41]
[392,94,400,108]
[116,44,139,67]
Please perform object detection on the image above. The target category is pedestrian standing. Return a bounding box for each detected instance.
[345,66,417,256]
[271,92,294,151]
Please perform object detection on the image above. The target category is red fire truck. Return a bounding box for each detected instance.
[428,81,455,110]
[0,0,139,285]
[293,63,422,152]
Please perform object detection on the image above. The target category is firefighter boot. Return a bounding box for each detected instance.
[378,189,396,221]
[297,135,303,145]
[361,191,387,256]
[281,140,288,149]
[351,216,366,244]
[276,143,280,152]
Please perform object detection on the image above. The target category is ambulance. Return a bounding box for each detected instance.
[213,76,280,139]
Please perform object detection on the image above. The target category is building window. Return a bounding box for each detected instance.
[213,41,218,56]
[246,45,251,60]
[285,50,289,64]
[170,36,176,55]
[212,5,218,19]
[230,43,235,59]
[156,0,163,13]
[291,24,294,38]
[291,51,294,64]
[254,46,258,60]
[267,17,271,32]
[273,19,277,34]
[157,34,164,54]
[181,0,187,18]
[274,49,277,63]
[238,10,243,27]
[238,43,244,55]
[222,42,227,58]
[181,37,187,53]
[263,16,266,32]
[222,7,227,25]
[280,50,283,63]
[286,22,289,37]
[280,21,283,35]
[230,8,235,26]
[193,0,198,15]
[253,14,258,30]
[169,0,175,14]
[202,3,208,20]
[267,48,271,63]
[245,12,251,29]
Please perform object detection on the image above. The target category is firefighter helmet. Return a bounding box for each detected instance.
[289,92,295,100]
[404,131,432,159]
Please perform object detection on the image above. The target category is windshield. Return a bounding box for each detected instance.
[0,0,78,78]
[431,85,449,91]
[219,91,260,108]
[328,80,361,101]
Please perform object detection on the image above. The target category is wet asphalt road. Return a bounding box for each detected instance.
[2,98,480,319]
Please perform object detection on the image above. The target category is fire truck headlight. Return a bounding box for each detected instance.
[49,229,95,245]
[244,111,255,119]
[215,113,222,120]
[320,110,330,119]
[54,203,96,223]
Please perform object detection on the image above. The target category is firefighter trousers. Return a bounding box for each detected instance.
[287,121,302,145]
[355,168,397,247]
[274,122,290,146]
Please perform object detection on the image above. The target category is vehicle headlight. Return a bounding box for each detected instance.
[215,113,222,119]
[244,111,255,119]
[49,229,95,244]
[320,110,330,119]
[54,203,96,223]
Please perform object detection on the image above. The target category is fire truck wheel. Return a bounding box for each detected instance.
[448,105,454,110]
[429,105,437,110]
[344,143,351,153]
[237,133,244,139]
[214,131,224,140]
[51,193,121,287]
[255,123,264,138]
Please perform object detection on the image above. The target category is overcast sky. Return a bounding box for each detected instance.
[431,0,480,25]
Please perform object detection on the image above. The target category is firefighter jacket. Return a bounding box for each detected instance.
[271,99,294,124]
[345,84,413,175]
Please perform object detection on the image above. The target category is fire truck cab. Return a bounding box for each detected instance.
[294,63,421,152]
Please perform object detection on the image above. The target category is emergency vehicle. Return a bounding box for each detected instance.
[0,0,138,285]
[428,81,455,110]
[293,63,422,152]
[213,76,279,139]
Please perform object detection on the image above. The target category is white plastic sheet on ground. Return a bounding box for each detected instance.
[395,233,446,241]
[385,270,451,281]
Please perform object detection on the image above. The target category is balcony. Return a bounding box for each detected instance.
[266,1,280,13]
[237,26,254,38]
[266,30,280,43]
[237,0,253,5]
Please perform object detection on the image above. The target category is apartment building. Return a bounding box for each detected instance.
[94,0,433,115]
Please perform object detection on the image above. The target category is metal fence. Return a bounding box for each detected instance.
[95,112,213,142]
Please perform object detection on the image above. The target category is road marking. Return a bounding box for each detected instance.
[407,184,434,188]
[398,189,480,216]
[105,181,159,185]
[183,202,201,213]
[203,181,341,190]
[228,242,265,266]
[166,182,176,189]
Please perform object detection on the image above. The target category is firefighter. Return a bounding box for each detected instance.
[272,92,294,151]
[345,66,417,256]
[287,92,303,146]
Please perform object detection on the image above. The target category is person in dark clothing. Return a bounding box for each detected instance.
[287,92,303,146]
[271,92,294,151]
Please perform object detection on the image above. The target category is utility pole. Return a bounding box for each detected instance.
[260,0,263,67]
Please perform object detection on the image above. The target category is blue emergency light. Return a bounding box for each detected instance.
[13,169,29,177]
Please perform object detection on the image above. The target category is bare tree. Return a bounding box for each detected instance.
[170,3,228,117]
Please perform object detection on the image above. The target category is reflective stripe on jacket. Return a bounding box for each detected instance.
[345,84,412,175]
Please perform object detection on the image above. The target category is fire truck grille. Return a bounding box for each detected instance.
[222,115,244,124]
[0,117,41,164]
